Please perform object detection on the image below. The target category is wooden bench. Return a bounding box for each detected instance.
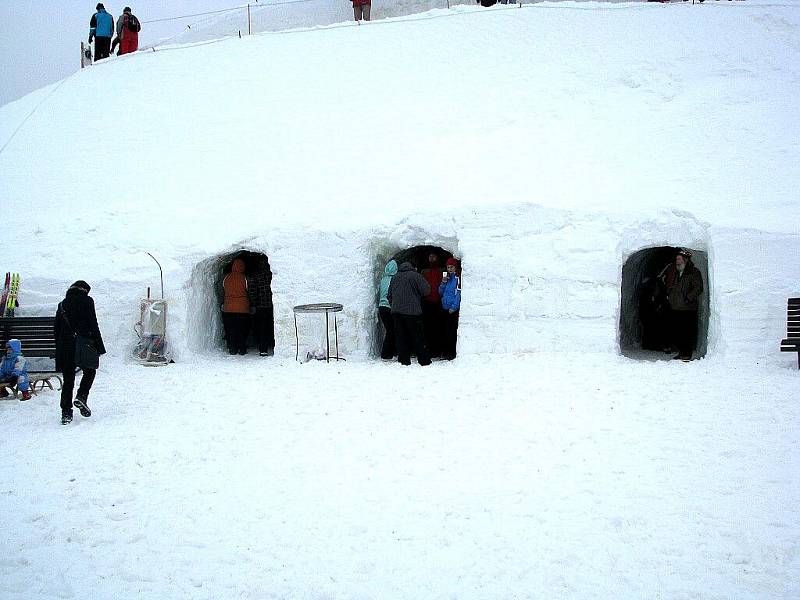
[0,316,62,398]
[780,297,800,369]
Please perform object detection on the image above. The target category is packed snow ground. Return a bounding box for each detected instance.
[1,354,798,599]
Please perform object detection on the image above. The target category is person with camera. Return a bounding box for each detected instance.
[439,258,462,361]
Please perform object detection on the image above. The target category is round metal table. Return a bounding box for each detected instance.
[293,303,344,362]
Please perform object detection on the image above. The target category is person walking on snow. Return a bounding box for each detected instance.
[378,260,398,360]
[0,339,32,401]
[438,258,461,361]
[89,3,115,61]
[351,0,371,21]
[387,262,431,366]
[222,258,250,355]
[661,249,703,361]
[55,281,106,424]
[113,7,141,56]
[247,258,275,357]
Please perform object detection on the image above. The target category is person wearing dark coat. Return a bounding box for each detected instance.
[247,262,275,357]
[662,250,704,361]
[387,262,431,366]
[54,281,106,424]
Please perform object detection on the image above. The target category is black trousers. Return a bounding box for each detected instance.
[60,360,96,413]
[378,307,396,359]
[222,312,250,353]
[252,307,275,353]
[422,300,443,358]
[393,314,430,366]
[671,310,698,358]
[441,310,460,359]
[94,37,111,60]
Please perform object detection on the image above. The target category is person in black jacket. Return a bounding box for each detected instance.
[247,259,275,357]
[387,262,431,366]
[54,281,106,424]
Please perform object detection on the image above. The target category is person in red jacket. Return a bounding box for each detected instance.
[114,7,141,56]
[222,258,250,355]
[421,252,444,358]
[351,0,371,21]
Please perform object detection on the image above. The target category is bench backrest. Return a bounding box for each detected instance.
[0,317,57,358]
[788,298,800,338]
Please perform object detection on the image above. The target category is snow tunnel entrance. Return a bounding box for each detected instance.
[188,250,274,355]
[619,246,709,360]
[376,245,461,361]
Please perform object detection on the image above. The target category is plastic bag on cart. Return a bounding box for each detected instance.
[134,298,172,365]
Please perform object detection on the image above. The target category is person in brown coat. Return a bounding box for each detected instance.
[222,258,250,355]
[662,249,704,361]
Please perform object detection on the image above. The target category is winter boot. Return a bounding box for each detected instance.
[73,396,92,418]
[61,411,73,425]
[0,387,9,398]
[20,390,32,401]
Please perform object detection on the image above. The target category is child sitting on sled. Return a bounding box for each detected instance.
[0,339,32,400]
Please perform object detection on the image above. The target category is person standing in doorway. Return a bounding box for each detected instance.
[247,258,275,357]
[663,249,703,361]
[388,262,431,366]
[421,252,444,358]
[222,258,250,355]
[115,7,141,56]
[351,0,371,21]
[54,281,106,425]
[378,260,398,359]
[89,3,115,61]
[439,258,461,361]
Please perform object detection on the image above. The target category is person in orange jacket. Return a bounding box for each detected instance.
[115,7,141,56]
[222,258,250,355]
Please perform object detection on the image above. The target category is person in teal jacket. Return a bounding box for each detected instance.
[0,339,31,400]
[438,258,461,360]
[378,260,398,359]
[89,3,115,61]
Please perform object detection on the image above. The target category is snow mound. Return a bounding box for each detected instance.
[0,1,798,364]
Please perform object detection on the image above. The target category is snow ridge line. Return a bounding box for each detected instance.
[0,76,71,157]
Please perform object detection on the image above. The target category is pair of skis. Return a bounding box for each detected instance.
[0,272,20,317]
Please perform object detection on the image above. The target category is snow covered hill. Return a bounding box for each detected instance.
[1,1,798,363]
[1,2,799,598]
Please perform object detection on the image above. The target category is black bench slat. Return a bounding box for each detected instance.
[781,300,800,369]
[0,317,57,365]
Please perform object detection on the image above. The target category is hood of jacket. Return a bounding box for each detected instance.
[384,260,398,276]
[5,339,21,356]
[398,262,415,273]
[231,258,246,273]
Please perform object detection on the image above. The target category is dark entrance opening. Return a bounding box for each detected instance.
[619,246,709,359]
[216,250,274,355]
[377,245,460,361]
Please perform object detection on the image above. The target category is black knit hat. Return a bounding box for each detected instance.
[96,3,105,9]
[123,6,132,13]
[71,280,91,293]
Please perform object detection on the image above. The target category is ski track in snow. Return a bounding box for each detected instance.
[1,353,798,599]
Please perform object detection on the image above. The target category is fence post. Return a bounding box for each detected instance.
[447,0,450,8]
[81,42,86,69]
[248,4,251,35]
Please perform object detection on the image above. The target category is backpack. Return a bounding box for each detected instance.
[125,13,141,33]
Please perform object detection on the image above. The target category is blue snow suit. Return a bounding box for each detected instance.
[379,260,398,309]
[90,9,114,39]
[0,339,30,392]
[439,275,461,312]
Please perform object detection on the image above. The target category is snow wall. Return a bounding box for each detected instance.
[12,203,799,365]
